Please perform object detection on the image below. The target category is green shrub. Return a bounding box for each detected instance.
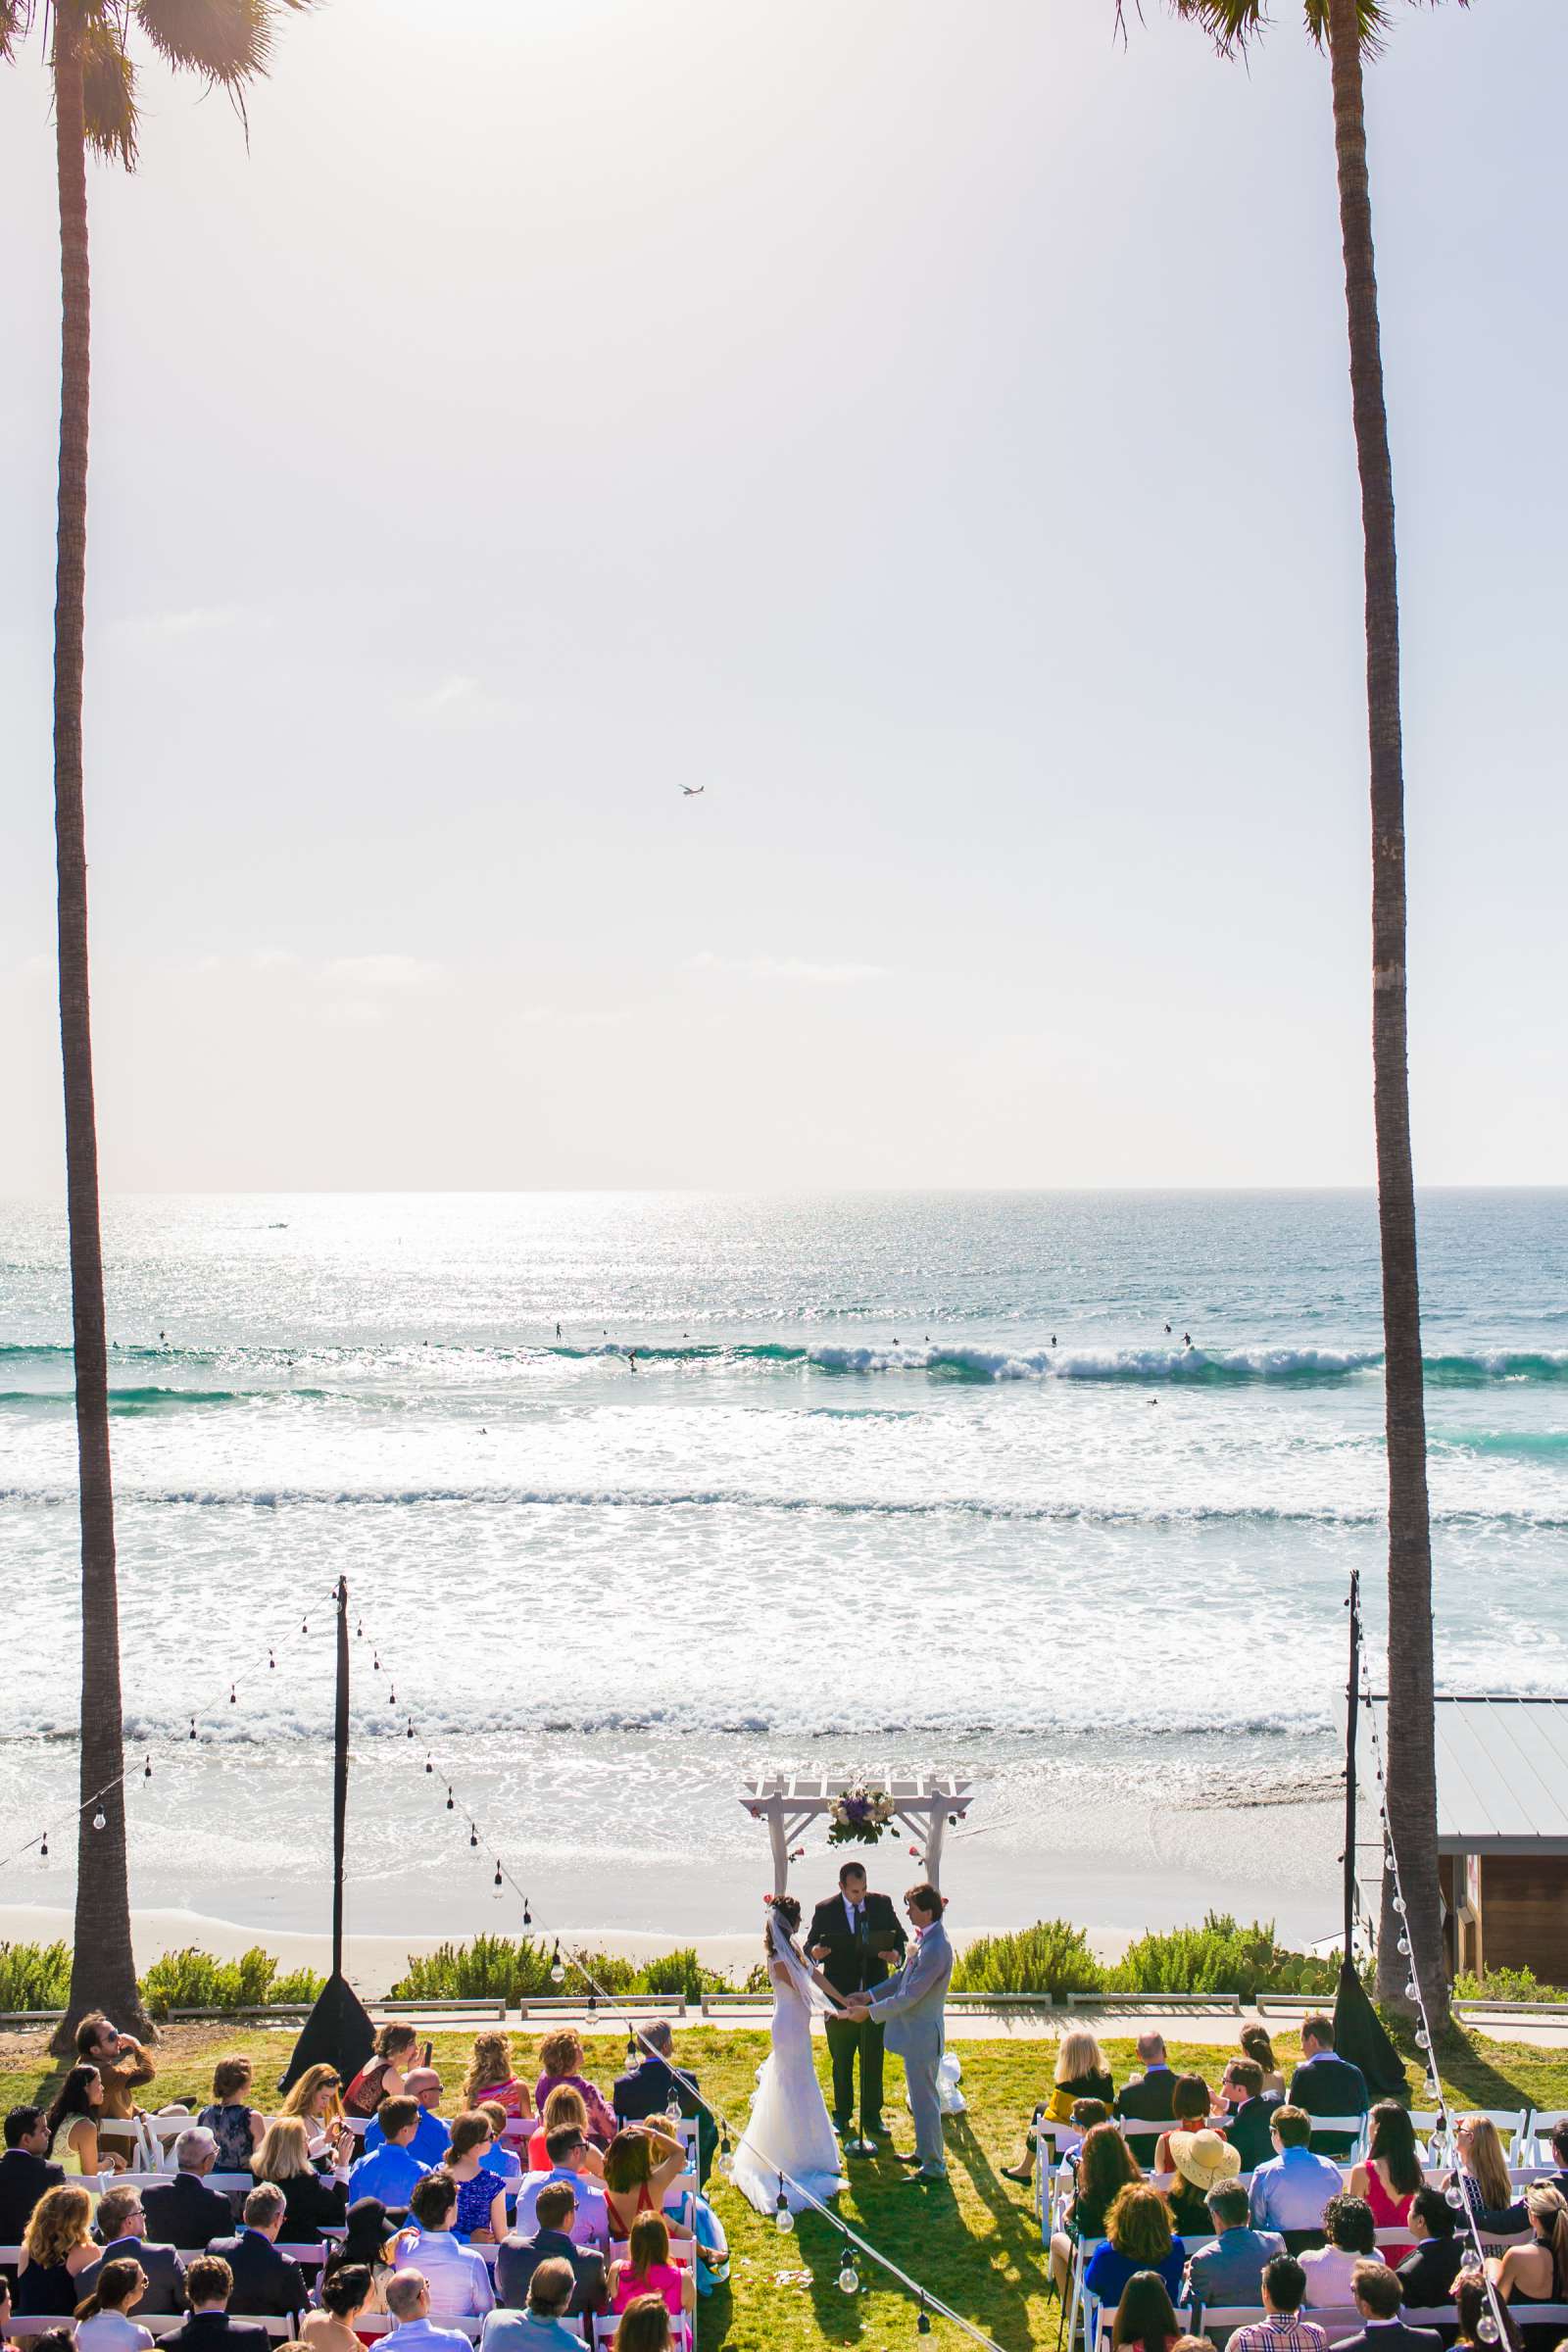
[951,1919,1106,1996]
[1106,1914,1338,2001]
[389,1936,639,2005]
[138,1947,324,2019]
[638,1947,730,2000]
[0,1940,73,2011]
[1454,1964,1562,2002]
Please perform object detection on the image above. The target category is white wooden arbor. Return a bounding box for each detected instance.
[742,1772,974,1893]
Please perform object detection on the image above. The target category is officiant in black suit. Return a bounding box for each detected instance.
[808,1860,906,2152]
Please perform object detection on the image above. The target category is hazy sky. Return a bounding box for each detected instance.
[1,0,1563,1191]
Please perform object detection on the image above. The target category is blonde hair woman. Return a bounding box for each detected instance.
[253,2115,350,2244]
[526,2083,606,2178]
[1488,2186,1568,2312]
[1448,2115,1522,2230]
[282,2064,353,2167]
[463,2032,529,2121]
[16,2182,97,2317]
[1003,2028,1115,2186]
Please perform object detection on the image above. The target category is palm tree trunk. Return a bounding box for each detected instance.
[1325,0,1446,2033]
[49,0,152,2053]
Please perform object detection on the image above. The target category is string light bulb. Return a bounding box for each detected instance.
[1393,1892,1407,1915]
[268,1649,275,1670]
[774,2181,794,2234]
[550,1940,565,1985]
[1414,2026,1431,2049]
[92,1810,106,1831]
[301,1616,309,1634]
[425,1755,433,1774]
[494,1861,503,1887]
[837,2256,859,2294]
[1477,2316,1501,2343]
[189,1717,197,1740]
[143,1756,152,1779]
[918,2296,932,2334]
[1446,2182,1466,2209]
[522,1900,532,1927]
[447,1788,455,1809]
[229,1684,236,1704]
[718,2127,733,2180]
[38,1834,47,1859]
[1396,1936,1411,1956]
[372,1652,381,1673]
[469,1824,479,1848]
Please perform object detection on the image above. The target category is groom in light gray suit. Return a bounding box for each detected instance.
[843,1883,953,2181]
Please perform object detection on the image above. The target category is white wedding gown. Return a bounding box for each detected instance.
[731,1956,847,2215]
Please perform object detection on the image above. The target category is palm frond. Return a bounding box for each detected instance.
[1164,0,1269,59]
[81,14,138,167]
[1302,0,1396,58]
[131,0,293,88]
[0,0,35,68]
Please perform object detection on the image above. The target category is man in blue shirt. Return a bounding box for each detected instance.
[351,2097,429,2208]
[1188,2180,1287,2305]
[1287,2017,1368,2160]
[1250,2107,1345,2248]
[365,2070,452,2168]
[382,2269,472,2352]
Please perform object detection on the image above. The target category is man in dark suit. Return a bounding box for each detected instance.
[77,2184,186,2316]
[0,2106,64,2243]
[495,2182,608,2317]
[1221,2059,1284,2173]
[1396,2188,1465,2312]
[1115,2033,1179,2166]
[158,2255,270,2352]
[142,2130,235,2253]
[1286,2015,1368,2160]
[808,1861,906,2153]
[207,2184,308,2324]
[1333,2258,1443,2352]
[612,2022,714,2182]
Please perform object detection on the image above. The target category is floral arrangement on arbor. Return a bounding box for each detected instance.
[827,1786,896,1847]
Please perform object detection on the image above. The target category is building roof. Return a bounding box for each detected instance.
[1364,1694,1568,1854]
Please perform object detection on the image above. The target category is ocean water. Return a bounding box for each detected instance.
[1,1190,1564,1954]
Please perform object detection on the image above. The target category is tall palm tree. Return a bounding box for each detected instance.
[2,0,317,2051]
[1143,0,1457,2028]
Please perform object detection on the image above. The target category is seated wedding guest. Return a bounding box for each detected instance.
[74,2258,154,2352]
[1186,2179,1286,2306]
[44,2064,122,2176]
[350,2098,429,2208]
[534,2034,616,2151]
[1395,2187,1465,2311]
[1299,2194,1378,2306]
[1114,2037,1180,2171]
[602,2125,693,2247]
[527,2087,606,2179]
[0,2277,15,2351]
[611,2294,670,2352]
[1249,2108,1344,2250]
[1156,2081,1224,2179]
[208,2183,309,2324]
[0,2105,64,2239]
[159,2256,270,2352]
[282,2065,350,2164]
[382,2270,471,2352]
[74,2015,157,2125]
[1487,2186,1568,2342]
[1451,2277,1522,2352]
[76,2184,187,2316]
[1241,2029,1287,2102]
[1287,2018,1368,2160]
[344,2028,419,2121]
[1004,2030,1116,2187]
[497,2180,608,2316]
[1084,2184,1188,2308]
[610,2215,695,2321]
[395,2172,495,2318]
[143,2128,233,2249]
[514,2129,612,2253]
[1446,2117,1529,2237]
[1221,2060,1283,2175]
[1545,2122,1568,2205]
[1334,2259,1442,2352]
[252,2116,350,2244]
[1111,2271,1183,2352]
[1167,2131,1242,2241]
[464,2034,530,2125]
[446,2113,508,2243]
[478,2103,523,2182]
[479,2260,582,2352]
[199,2058,267,2172]
[367,2073,451,2168]
[323,2197,400,2316]
[1050,2122,1145,2295]
[1226,2253,1329,2352]
[1347,2103,1423,2265]
[15,2183,98,2316]
[612,2023,714,2181]
[302,2263,374,2352]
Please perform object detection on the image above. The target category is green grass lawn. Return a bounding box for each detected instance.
[5,2022,1567,2352]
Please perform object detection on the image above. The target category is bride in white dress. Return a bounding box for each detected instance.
[730,1894,848,2216]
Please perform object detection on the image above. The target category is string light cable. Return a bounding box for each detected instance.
[1353,1592,1511,2348]
[354,1608,1007,2352]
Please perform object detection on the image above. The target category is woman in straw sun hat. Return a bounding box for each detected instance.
[1166,2126,1242,2237]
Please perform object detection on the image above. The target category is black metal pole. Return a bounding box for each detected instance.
[1345,1567,1360,1962]
[333,1574,349,1984]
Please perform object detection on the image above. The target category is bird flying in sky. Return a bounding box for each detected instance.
[682,786,706,797]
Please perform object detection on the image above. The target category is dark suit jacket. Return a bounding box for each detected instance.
[1114,2066,1178,2163]
[1396,2238,1465,2310]
[1226,2092,1284,2173]
[1332,2327,1442,2352]
[274,2170,347,2244]
[496,2225,609,2317]
[0,2147,64,2243]
[159,2313,272,2352]
[78,2234,187,2316]
[807,1891,906,2000]
[611,2055,715,2183]
[1287,2054,1369,2155]
[206,2230,309,2320]
[142,2172,236,2252]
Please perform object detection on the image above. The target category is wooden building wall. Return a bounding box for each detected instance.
[1476,1854,1568,1982]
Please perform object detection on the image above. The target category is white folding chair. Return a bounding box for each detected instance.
[1524,2109,1568,2167]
